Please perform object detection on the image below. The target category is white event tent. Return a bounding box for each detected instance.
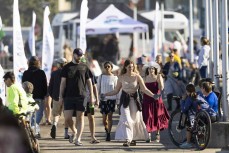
[84,4,149,35]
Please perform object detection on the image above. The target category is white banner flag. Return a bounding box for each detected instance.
[151,1,160,61]
[0,16,2,29]
[28,11,36,56]
[0,64,5,105]
[80,0,89,53]
[13,0,28,83]
[42,6,54,82]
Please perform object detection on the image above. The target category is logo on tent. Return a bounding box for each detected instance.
[86,29,95,33]
[105,16,119,24]
[133,26,144,31]
[110,28,119,32]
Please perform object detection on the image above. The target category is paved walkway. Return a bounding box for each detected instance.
[39,107,229,153]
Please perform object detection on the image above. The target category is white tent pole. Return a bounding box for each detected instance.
[133,3,138,58]
[146,31,150,45]
[142,32,146,56]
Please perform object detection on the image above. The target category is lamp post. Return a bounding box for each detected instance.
[131,0,139,58]
[189,0,194,62]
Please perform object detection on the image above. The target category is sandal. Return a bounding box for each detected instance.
[156,134,160,142]
[75,141,83,146]
[123,141,130,147]
[90,139,100,144]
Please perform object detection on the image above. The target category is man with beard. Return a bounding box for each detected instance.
[59,48,94,146]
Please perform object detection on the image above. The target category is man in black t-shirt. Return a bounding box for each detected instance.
[59,48,93,146]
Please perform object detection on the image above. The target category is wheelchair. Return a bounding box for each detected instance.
[168,97,212,150]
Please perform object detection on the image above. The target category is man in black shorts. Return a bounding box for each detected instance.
[59,48,93,146]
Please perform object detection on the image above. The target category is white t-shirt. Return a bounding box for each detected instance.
[97,74,118,100]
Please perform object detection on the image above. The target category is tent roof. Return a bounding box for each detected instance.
[85,4,148,35]
[87,3,154,30]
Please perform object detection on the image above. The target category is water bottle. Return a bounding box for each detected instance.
[89,104,94,115]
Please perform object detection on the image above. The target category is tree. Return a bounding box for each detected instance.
[0,0,58,27]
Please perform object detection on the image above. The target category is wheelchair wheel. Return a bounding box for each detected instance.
[193,110,211,150]
[25,123,40,153]
[168,109,187,147]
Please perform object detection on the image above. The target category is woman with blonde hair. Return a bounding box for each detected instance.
[102,59,159,147]
[198,37,210,78]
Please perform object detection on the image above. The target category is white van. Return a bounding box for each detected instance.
[2,26,30,55]
[51,12,79,58]
[140,10,189,56]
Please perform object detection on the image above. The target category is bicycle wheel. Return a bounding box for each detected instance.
[193,110,211,150]
[168,109,187,147]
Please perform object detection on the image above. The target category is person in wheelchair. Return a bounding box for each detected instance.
[199,81,218,117]
[197,78,221,100]
[179,84,217,149]
[22,81,39,116]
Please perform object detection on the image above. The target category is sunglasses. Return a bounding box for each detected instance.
[104,65,111,69]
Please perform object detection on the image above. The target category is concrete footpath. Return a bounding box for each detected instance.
[39,107,229,153]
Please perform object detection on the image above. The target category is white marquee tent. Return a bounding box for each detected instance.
[84,4,149,35]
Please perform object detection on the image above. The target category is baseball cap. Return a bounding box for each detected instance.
[56,58,67,64]
[205,78,215,84]
[73,48,83,56]
[136,56,146,65]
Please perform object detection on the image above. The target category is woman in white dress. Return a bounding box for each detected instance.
[102,59,159,147]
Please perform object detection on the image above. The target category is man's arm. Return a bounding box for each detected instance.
[59,77,66,103]
[93,84,99,106]
[86,78,93,104]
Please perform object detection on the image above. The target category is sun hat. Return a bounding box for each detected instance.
[144,61,161,72]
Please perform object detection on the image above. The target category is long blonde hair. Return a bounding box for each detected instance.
[120,59,139,75]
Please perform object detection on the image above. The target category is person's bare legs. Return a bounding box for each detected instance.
[64,110,77,135]
[102,114,108,132]
[75,111,84,142]
[107,112,113,133]
[44,96,52,124]
[87,113,96,141]
[103,113,112,141]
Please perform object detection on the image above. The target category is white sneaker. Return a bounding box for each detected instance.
[179,142,192,149]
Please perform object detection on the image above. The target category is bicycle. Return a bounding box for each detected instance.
[17,102,41,153]
[168,96,212,150]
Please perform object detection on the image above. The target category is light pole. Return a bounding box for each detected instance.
[220,0,229,121]
[189,0,194,62]
[131,0,139,58]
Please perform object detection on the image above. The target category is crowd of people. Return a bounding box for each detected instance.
[0,36,220,149]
